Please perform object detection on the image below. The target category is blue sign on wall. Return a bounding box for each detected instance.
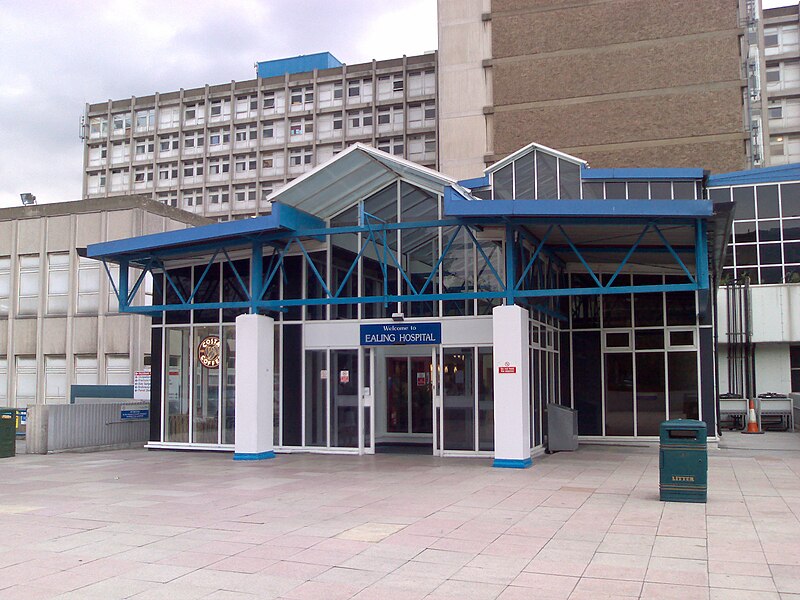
[360,322,442,346]
[121,409,150,421]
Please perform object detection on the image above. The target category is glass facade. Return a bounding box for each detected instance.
[710,181,800,284]
[566,273,704,437]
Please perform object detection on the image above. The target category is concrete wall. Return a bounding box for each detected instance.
[0,197,208,409]
[437,0,493,179]
[717,285,800,342]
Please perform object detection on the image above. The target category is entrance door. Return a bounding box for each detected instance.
[381,353,434,452]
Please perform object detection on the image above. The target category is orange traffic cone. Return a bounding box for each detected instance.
[742,398,764,434]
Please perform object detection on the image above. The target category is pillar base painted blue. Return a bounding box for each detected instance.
[233,451,275,461]
[492,457,532,469]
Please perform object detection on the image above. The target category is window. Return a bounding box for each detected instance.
[210,101,222,117]
[290,121,302,136]
[208,158,230,176]
[769,103,783,120]
[791,346,800,392]
[767,67,781,83]
[183,130,205,151]
[0,258,10,316]
[182,161,204,179]
[134,139,154,156]
[235,124,258,142]
[234,184,257,202]
[208,188,230,205]
[77,257,100,314]
[135,109,154,131]
[0,357,6,404]
[112,112,131,135]
[183,189,203,208]
[47,253,70,314]
[765,33,779,47]
[318,82,343,107]
[89,117,108,138]
[159,135,179,153]
[234,155,257,173]
[106,355,131,385]
[18,255,40,316]
[15,357,37,408]
[158,163,178,181]
[74,355,99,386]
[159,106,180,129]
[289,147,313,167]
[45,356,67,403]
[209,128,230,147]
[133,166,153,184]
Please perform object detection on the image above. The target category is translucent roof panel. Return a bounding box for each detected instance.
[269,143,456,220]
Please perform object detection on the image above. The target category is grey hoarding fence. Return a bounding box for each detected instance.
[26,402,149,454]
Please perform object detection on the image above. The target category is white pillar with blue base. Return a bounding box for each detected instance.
[492,304,532,468]
[233,313,275,460]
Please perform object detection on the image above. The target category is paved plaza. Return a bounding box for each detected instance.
[1,440,800,599]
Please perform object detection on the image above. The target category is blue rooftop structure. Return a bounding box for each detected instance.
[707,162,800,186]
[256,52,343,79]
[581,167,705,181]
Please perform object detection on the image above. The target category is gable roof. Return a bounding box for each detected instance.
[268,143,457,220]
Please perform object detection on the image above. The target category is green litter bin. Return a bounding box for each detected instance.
[659,419,707,503]
[0,408,15,458]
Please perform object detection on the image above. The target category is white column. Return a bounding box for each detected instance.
[492,304,532,468]
[233,313,275,460]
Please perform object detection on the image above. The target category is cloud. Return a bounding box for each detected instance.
[0,0,436,207]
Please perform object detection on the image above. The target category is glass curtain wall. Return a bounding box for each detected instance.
[442,346,494,452]
[568,273,701,437]
[157,260,249,446]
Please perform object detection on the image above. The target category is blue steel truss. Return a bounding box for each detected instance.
[105,215,710,320]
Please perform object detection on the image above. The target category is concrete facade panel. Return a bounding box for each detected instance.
[42,318,67,355]
[72,318,99,354]
[104,315,131,354]
[572,139,746,173]
[45,216,72,253]
[0,222,12,255]
[76,212,103,246]
[106,211,133,243]
[491,0,740,58]
[17,219,42,255]
[754,344,792,395]
[13,319,37,355]
[493,35,742,105]
[493,88,744,154]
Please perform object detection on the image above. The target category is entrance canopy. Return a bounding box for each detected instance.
[86,143,730,318]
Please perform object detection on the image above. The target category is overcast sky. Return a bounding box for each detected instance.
[0,0,437,208]
[0,0,794,208]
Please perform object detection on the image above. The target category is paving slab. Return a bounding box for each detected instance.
[1,443,799,598]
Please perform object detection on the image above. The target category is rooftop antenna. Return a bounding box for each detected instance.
[20,193,36,206]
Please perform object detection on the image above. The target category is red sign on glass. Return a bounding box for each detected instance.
[498,366,517,374]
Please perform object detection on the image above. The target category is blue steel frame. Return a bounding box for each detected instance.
[101,213,710,319]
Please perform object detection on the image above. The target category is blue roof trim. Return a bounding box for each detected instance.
[581,166,704,181]
[87,203,324,259]
[443,189,713,219]
[257,52,342,78]
[707,163,800,186]
[457,176,490,189]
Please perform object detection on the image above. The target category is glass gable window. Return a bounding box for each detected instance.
[490,146,583,200]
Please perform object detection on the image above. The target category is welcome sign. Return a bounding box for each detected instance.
[360,322,442,346]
